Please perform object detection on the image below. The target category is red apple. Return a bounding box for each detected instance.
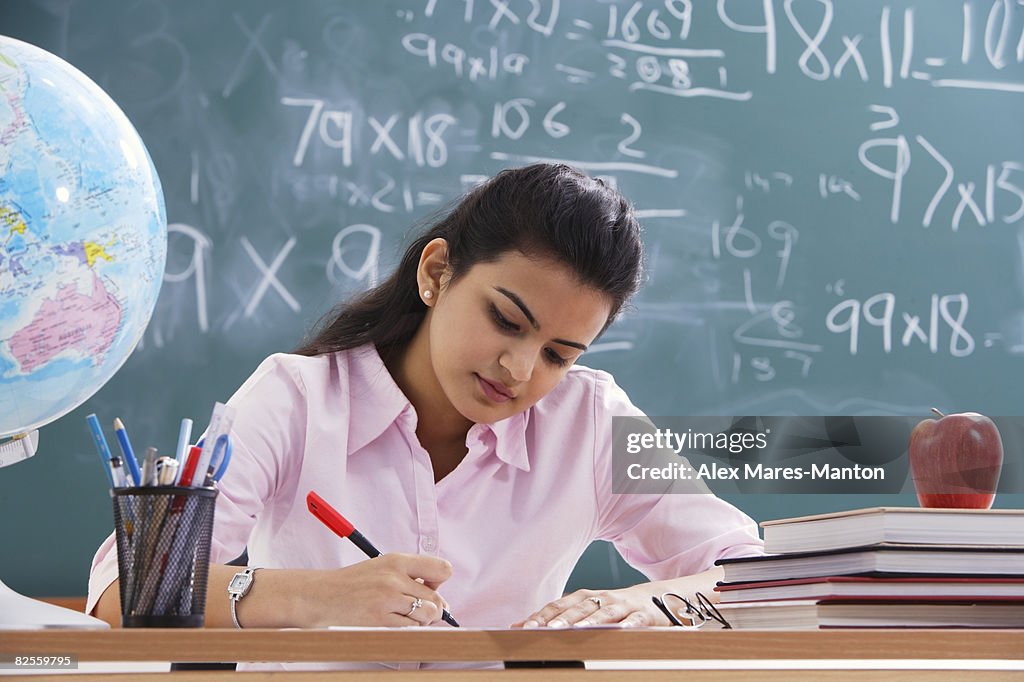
[908,408,1003,509]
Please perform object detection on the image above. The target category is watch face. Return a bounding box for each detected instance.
[229,574,249,593]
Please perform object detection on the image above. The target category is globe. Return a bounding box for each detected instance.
[0,36,167,438]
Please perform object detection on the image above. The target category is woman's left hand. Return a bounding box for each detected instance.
[510,585,671,629]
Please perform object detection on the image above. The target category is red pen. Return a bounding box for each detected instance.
[306,490,460,627]
[177,445,203,487]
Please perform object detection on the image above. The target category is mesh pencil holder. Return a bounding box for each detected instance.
[112,486,217,628]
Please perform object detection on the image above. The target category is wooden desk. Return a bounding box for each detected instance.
[2,628,1022,680]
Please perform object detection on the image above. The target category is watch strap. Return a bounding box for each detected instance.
[229,567,262,629]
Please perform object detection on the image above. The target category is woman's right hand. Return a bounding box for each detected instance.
[299,553,453,627]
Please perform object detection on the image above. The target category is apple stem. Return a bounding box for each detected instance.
[930,407,946,418]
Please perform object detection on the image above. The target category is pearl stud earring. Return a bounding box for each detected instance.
[423,290,433,300]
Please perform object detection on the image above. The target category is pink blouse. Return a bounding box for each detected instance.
[88,344,762,668]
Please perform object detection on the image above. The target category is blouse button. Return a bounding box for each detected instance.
[421,536,436,552]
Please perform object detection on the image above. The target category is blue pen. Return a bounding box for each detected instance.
[113,417,142,486]
[86,413,115,488]
[174,418,193,465]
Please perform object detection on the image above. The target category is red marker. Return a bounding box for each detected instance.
[307,490,380,557]
[306,490,459,627]
[177,445,203,487]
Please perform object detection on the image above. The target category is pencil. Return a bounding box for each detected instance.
[113,417,142,486]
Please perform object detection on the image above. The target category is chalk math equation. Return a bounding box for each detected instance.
[29,0,1021,414]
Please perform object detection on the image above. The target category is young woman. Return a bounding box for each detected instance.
[88,163,762,644]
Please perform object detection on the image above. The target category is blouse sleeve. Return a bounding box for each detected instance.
[591,372,764,580]
[208,353,308,562]
[85,353,307,615]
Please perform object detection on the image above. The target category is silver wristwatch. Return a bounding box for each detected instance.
[227,567,262,629]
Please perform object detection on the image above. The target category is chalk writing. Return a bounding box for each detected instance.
[16,0,1019,418]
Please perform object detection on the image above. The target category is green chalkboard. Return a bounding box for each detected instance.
[2,0,1023,598]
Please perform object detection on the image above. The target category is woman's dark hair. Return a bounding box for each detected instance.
[293,163,643,358]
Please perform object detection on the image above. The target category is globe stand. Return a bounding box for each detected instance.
[0,432,107,629]
[0,578,108,629]
[0,430,39,468]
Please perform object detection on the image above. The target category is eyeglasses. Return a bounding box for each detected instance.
[651,591,731,629]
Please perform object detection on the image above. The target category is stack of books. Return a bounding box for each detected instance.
[714,507,1024,629]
